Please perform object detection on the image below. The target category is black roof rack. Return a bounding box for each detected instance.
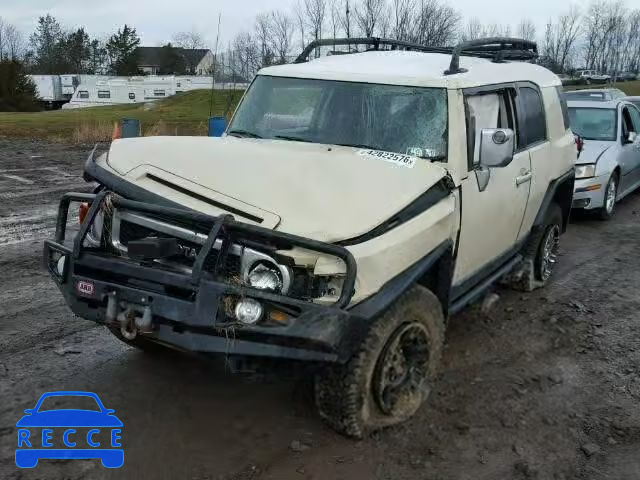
[294,37,453,63]
[444,37,538,75]
[294,36,538,75]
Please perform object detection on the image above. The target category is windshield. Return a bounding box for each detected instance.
[229,76,448,160]
[38,395,101,412]
[568,107,617,141]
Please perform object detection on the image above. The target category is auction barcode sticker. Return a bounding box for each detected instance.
[357,149,416,169]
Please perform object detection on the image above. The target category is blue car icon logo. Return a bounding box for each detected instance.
[15,391,123,468]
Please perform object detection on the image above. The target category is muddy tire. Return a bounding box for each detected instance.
[523,203,562,284]
[597,173,618,221]
[314,286,445,438]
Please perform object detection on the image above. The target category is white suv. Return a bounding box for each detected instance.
[45,37,576,438]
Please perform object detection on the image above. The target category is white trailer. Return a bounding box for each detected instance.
[28,75,66,108]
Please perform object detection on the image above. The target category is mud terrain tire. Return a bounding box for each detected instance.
[314,286,445,438]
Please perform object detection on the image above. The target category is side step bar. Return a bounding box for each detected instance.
[449,254,523,316]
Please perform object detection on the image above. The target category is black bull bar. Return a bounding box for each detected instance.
[43,191,368,363]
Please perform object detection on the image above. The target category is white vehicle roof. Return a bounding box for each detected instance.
[259,50,560,89]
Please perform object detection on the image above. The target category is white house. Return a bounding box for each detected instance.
[137,47,214,76]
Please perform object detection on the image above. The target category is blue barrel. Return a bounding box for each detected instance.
[121,118,140,138]
[208,116,227,137]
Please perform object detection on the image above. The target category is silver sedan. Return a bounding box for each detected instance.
[569,99,640,219]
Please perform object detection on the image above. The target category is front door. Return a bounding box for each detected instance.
[453,86,532,289]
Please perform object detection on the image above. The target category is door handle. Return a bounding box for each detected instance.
[516,170,532,186]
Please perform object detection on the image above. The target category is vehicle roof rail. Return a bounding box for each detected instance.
[444,37,538,75]
[294,37,452,63]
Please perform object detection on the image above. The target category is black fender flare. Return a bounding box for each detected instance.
[533,168,575,233]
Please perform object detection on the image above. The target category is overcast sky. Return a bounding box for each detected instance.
[3,0,588,48]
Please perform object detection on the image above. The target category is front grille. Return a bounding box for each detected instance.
[107,210,242,278]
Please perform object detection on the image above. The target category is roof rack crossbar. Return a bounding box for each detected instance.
[444,37,538,75]
[294,37,452,63]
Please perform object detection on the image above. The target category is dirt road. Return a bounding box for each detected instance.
[1,139,639,480]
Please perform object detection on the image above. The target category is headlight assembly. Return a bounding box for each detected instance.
[575,164,596,179]
[247,264,283,292]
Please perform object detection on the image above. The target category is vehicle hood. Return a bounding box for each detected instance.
[105,136,450,242]
[16,410,123,428]
[577,140,614,165]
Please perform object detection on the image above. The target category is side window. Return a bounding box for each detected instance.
[465,89,517,168]
[627,106,640,133]
[128,93,136,100]
[78,90,89,99]
[555,86,570,131]
[97,90,110,99]
[518,86,546,148]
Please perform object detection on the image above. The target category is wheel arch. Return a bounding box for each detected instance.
[349,240,454,320]
[533,168,575,234]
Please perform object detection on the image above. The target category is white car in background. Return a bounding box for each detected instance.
[575,70,611,84]
[569,99,640,219]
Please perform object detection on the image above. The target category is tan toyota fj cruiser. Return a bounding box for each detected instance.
[45,37,576,438]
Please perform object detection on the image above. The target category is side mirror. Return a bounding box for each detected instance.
[478,128,515,168]
[625,131,638,144]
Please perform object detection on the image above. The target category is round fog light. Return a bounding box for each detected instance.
[234,298,264,325]
[56,255,67,276]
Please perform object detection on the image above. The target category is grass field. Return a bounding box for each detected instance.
[0,89,244,142]
[1,80,639,143]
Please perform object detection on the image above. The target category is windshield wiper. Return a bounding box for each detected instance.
[227,129,262,138]
[273,135,313,143]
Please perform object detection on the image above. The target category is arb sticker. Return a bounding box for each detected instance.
[357,149,416,168]
[76,281,95,296]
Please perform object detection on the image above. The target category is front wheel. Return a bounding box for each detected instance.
[314,286,445,438]
[598,174,618,220]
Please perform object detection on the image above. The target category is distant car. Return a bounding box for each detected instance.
[15,391,123,468]
[575,69,611,84]
[568,99,640,219]
[616,72,638,82]
[564,88,627,102]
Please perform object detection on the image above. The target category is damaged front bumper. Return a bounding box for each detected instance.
[44,191,367,363]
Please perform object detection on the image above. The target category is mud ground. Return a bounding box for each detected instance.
[0,139,639,480]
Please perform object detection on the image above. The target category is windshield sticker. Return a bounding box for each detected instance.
[357,149,416,169]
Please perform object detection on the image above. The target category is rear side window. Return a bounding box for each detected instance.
[518,86,546,148]
[555,87,570,131]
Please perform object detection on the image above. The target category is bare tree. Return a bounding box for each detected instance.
[5,24,25,60]
[340,0,353,39]
[392,0,414,41]
[354,0,385,37]
[254,12,274,67]
[231,32,261,81]
[304,0,327,45]
[543,6,581,72]
[328,0,342,39]
[516,18,537,41]
[411,0,461,47]
[270,10,293,64]
[294,0,307,50]
[173,30,206,50]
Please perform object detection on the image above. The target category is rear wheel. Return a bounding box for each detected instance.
[598,173,618,220]
[314,286,445,438]
[523,203,563,285]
